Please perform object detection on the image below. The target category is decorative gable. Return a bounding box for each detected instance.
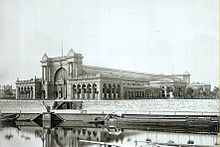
[42,53,48,61]
[67,49,75,57]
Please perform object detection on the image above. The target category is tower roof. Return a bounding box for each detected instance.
[183,71,190,75]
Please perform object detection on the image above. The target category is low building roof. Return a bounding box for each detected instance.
[82,65,184,82]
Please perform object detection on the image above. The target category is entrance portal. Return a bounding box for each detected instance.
[54,68,67,99]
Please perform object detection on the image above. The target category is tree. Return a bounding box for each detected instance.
[186,87,194,98]
[173,86,186,98]
[4,89,13,97]
[212,86,219,98]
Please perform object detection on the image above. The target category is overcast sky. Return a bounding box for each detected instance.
[0,0,218,88]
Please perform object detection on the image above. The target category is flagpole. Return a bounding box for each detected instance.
[61,40,63,57]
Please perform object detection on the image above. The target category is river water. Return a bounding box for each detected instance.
[0,125,219,147]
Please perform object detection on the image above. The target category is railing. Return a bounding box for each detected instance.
[77,110,219,116]
[79,140,128,147]
[52,109,219,116]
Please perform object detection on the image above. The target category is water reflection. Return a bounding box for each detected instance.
[0,121,219,147]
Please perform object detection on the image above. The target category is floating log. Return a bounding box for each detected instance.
[92,113,219,133]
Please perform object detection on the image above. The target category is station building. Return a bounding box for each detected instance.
[16,49,190,100]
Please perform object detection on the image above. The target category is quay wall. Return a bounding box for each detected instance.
[0,99,54,113]
[0,99,218,114]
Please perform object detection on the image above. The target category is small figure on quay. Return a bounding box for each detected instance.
[43,101,51,112]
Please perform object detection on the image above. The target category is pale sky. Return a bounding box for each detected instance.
[0,0,219,88]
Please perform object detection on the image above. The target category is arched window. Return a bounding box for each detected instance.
[54,68,67,83]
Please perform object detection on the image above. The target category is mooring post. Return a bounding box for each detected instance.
[0,110,2,119]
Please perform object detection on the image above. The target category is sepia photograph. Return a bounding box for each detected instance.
[0,0,219,147]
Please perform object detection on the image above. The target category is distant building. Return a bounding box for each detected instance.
[16,49,190,100]
[150,78,188,98]
[0,85,16,99]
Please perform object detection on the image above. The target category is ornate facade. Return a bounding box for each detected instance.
[16,49,190,100]
[16,78,42,99]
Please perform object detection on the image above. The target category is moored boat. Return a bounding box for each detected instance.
[0,111,21,122]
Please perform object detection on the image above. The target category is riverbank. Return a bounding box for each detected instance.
[0,99,219,135]
[3,112,218,134]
